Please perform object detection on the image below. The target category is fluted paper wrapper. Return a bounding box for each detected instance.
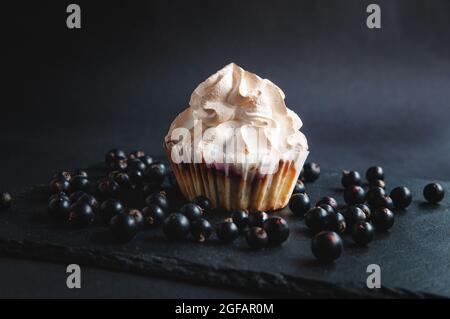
[164,145,309,212]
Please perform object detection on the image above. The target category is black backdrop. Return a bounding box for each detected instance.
[1,0,450,298]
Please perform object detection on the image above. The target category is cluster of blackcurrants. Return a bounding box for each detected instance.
[163,206,290,249]
[289,164,446,263]
[47,149,172,241]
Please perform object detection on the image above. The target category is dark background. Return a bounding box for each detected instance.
[1,0,449,298]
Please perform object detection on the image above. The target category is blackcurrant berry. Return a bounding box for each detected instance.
[366,187,386,207]
[231,210,249,230]
[77,193,99,211]
[72,169,88,178]
[342,206,366,226]
[304,207,333,234]
[105,148,126,166]
[48,192,69,204]
[109,158,128,172]
[127,209,144,229]
[247,211,268,227]
[114,172,131,189]
[355,204,371,220]
[371,195,394,210]
[142,204,165,227]
[145,163,167,185]
[0,192,13,211]
[303,162,320,182]
[343,185,366,205]
[49,178,71,194]
[71,175,91,193]
[371,207,395,232]
[67,202,94,228]
[139,155,154,166]
[97,178,120,198]
[341,170,361,188]
[311,231,343,263]
[128,169,144,187]
[329,212,346,234]
[127,158,146,172]
[99,199,124,224]
[369,179,386,189]
[316,197,338,211]
[263,217,289,245]
[145,192,169,212]
[366,166,384,182]
[216,221,239,244]
[69,191,87,203]
[52,171,72,182]
[109,212,138,243]
[351,221,375,246]
[318,204,335,215]
[292,180,306,194]
[289,193,311,217]
[163,213,190,240]
[390,186,412,209]
[423,183,445,204]
[190,218,213,243]
[128,150,146,160]
[180,203,203,222]
[48,197,71,220]
[193,196,212,211]
[245,227,269,249]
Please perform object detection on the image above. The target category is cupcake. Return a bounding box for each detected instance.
[164,63,308,212]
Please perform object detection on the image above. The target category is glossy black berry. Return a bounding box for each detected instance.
[318,204,335,215]
[329,212,346,234]
[216,221,239,244]
[341,170,361,188]
[0,192,13,211]
[366,187,386,207]
[109,212,138,243]
[48,192,69,204]
[245,227,269,249]
[127,158,146,172]
[247,211,268,227]
[351,221,375,246]
[77,193,99,211]
[113,172,131,189]
[145,163,167,185]
[97,178,120,198]
[292,180,306,194]
[193,196,212,211]
[369,179,386,189]
[366,166,384,182]
[390,186,412,209]
[289,193,311,218]
[142,204,165,227]
[105,148,126,166]
[163,213,190,240]
[190,218,213,243]
[67,202,94,228]
[371,195,394,210]
[231,210,249,230]
[371,207,395,232]
[52,171,72,182]
[344,185,366,205]
[316,197,338,211]
[48,178,71,194]
[342,206,366,226]
[48,197,71,220]
[109,158,128,172]
[72,169,88,178]
[71,175,90,193]
[311,231,343,263]
[128,169,144,187]
[127,209,144,229]
[355,204,371,220]
[423,183,445,204]
[304,207,333,234]
[145,192,169,212]
[128,150,146,160]
[263,217,289,245]
[139,155,154,166]
[180,203,203,222]
[302,162,320,183]
[99,199,124,224]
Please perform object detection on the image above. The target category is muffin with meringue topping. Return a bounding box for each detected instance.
[164,63,308,212]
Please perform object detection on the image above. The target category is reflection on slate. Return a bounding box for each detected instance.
[0,163,448,298]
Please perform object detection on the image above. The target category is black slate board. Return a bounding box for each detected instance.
[0,163,449,298]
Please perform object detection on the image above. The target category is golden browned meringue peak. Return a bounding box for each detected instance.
[165,63,308,166]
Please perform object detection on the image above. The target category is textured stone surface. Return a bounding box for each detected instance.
[0,165,448,298]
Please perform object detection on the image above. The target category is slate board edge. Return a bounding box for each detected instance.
[0,238,441,299]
